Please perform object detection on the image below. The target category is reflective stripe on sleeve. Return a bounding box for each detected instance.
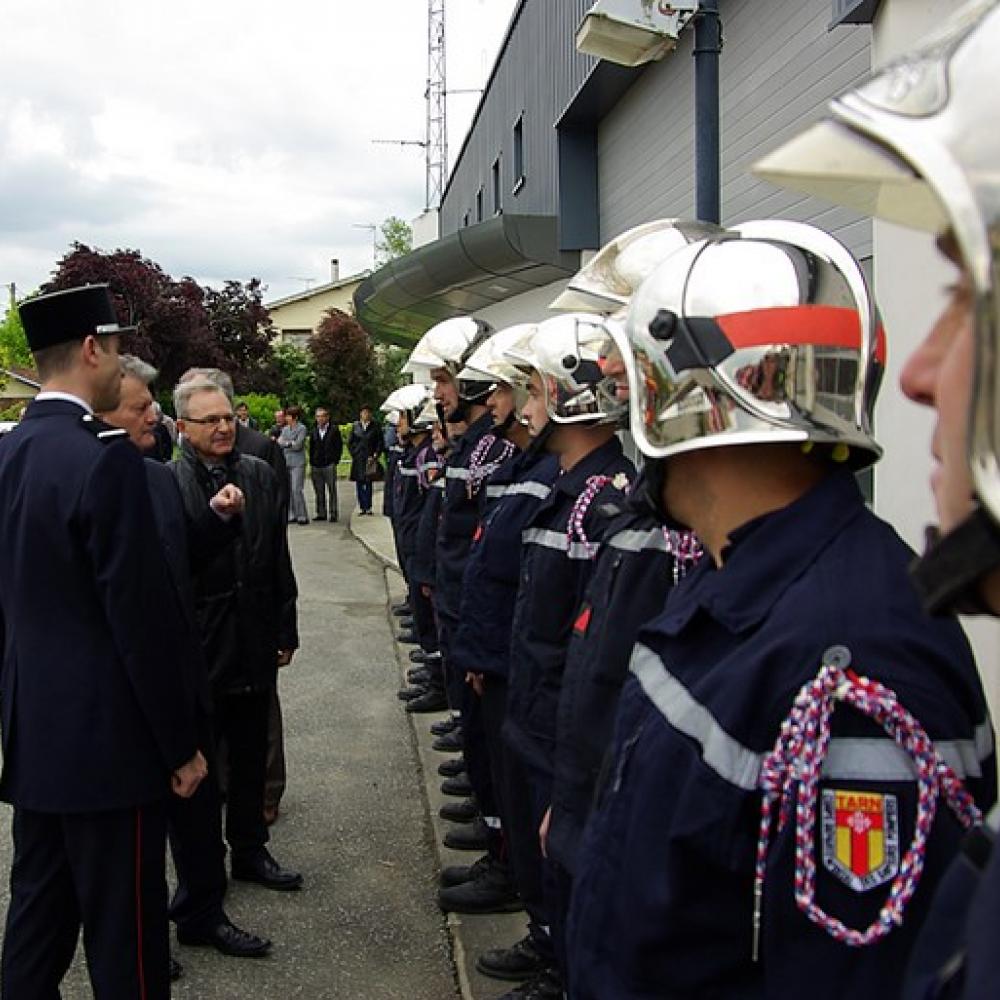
[630,643,992,790]
[446,466,471,481]
[522,527,597,561]
[487,481,553,500]
[608,528,670,553]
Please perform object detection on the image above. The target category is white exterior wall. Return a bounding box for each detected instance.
[871,0,1000,723]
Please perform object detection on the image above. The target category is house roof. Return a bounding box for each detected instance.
[265,270,369,311]
[352,214,579,347]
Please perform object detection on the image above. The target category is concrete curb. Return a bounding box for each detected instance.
[350,511,525,1000]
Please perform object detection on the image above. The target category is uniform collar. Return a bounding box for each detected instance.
[552,434,626,498]
[658,469,866,636]
[32,391,92,414]
[451,411,495,455]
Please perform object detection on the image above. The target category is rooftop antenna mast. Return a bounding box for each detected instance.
[426,0,447,210]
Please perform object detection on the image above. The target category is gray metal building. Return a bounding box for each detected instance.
[355,0,875,343]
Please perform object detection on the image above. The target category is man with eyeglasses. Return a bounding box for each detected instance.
[170,376,304,894]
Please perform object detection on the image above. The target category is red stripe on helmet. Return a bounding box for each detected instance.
[716,306,867,355]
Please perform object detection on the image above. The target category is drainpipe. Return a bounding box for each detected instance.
[693,0,722,224]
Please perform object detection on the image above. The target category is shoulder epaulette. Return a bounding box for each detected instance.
[80,413,128,442]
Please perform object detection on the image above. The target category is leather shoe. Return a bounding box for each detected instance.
[437,757,465,777]
[495,968,563,999]
[407,667,432,685]
[405,687,448,713]
[432,729,464,752]
[392,602,412,616]
[396,630,420,645]
[476,935,549,983]
[441,775,473,797]
[438,857,521,914]
[231,850,303,891]
[443,816,488,851]
[441,853,491,887]
[177,917,272,957]
[397,684,428,701]
[430,716,460,736]
[439,797,478,824]
[170,955,183,981]
[409,648,437,663]
[399,617,415,629]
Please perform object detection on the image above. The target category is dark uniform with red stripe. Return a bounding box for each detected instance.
[0,399,199,1000]
[567,470,995,1000]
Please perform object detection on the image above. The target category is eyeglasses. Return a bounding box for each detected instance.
[185,413,236,427]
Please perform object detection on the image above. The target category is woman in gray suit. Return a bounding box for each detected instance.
[278,405,308,524]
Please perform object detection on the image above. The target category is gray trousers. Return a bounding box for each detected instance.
[288,465,307,523]
[310,464,339,521]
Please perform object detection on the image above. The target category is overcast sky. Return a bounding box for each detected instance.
[0,0,520,306]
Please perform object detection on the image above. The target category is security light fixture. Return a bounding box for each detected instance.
[576,0,700,66]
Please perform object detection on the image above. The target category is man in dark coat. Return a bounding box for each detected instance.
[308,405,343,521]
[0,285,206,999]
[170,376,303,892]
[348,404,382,515]
[100,356,272,965]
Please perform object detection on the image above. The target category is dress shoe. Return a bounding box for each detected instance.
[437,757,465,778]
[439,797,478,824]
[496,968,563,999]
[170,956,183,981]
[438,858,522,914]
[443,816,489,851]
[405,687,448,713]
[392,602,412,616]
[440,853,491,887]
[397,684,428,702]
[409,648,433,663]
[231,849,303,891]
[476,935,549,983]
[432,729,464,752]
[440,775,473,797]
[430,716,460,736]
[406,667,431,685]
[177,917,272,957]
[399,617,415,629]
[396,630,420,645]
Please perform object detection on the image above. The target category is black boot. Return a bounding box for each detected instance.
[438,857,522,914]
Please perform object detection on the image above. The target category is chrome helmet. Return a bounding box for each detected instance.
[614,221,884,466]
[401,316,495,403]
[504,312,627,425]
[381,383,433,436]
[458,323,537,422]
[550,219,724,313]
[754,1,1000,519]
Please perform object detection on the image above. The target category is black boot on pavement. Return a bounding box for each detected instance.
[407,667,432,685]
[443,816,489,851]
[496,968,563,999]
[397,684,428,701]
[429,716,459,737]
[391,602,411,616]
[437,757,465,777]
[437,858,522,914]
[440,853,491,887]
[476,935,550,982]
[432,728,464,752]
[231,848,303,891]
[405,687,449,713]
[177,916,273,957]
[440,775,473,797]
[439,797,478,823]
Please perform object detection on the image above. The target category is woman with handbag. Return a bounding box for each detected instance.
[348,405,383,515]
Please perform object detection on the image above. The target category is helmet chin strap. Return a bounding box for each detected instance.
[910,504,1000,615]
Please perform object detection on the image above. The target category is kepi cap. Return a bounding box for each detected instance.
[18,284,136,353]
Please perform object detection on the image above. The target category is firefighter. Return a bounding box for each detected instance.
[565,223,996,999]
[754,5,1000,995]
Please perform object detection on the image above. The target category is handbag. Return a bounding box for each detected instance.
[364,455,384,481]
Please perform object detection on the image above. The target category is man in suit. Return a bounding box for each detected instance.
[309,405,342,522]
[98,356,272,966]
[170,376,303,892]
[0,284,206,999]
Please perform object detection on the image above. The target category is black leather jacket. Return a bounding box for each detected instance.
[171,443,298,694]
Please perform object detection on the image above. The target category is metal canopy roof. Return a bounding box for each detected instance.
[353,214,579,347]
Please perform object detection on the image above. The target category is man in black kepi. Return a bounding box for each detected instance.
[0,284,207,999]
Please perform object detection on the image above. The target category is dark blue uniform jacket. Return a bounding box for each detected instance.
[435,413,517,627]
[549,480,699,875]
[451,443,560,680]
[567,470,996,1000]
[0,400,198,812]
[503,435,635,780]
[410,454,445,590]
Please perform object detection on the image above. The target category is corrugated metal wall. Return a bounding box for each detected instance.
[440,0,593,234]
[598,0,873,258]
